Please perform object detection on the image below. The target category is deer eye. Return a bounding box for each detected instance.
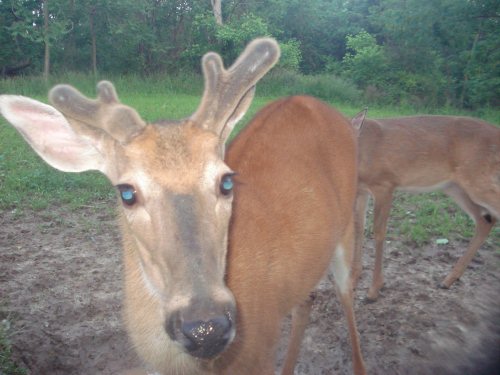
[117,184,137,206]
[220,173,235,196]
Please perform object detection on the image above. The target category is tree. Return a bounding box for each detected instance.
[43,0,49,80]
[88,3,97,75]
[0,0,498,108]
[370,0,500,107]
[1,0,43,75]
[211,0,222,25]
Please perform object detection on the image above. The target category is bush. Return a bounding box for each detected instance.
[278,39,302,71]
[342,31,390,89]
[258,69,362,104]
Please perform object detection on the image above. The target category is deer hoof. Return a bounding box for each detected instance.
[364,292,379,304]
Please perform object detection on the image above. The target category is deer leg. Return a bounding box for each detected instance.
[366,188,394,302]
[337,287,366,375]
[331,222,366,375]
[440,184,496,288]
[280,294,314,375]
[352,190,370,288]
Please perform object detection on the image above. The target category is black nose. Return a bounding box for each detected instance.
[181,315,233,358]
[167,310,235,359]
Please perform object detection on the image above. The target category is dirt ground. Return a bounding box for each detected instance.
[1,204,499,375]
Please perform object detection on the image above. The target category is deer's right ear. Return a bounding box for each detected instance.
[0,95,106,173]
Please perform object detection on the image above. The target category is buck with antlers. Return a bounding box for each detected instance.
[351,114,500,301]
[0,39,366,374]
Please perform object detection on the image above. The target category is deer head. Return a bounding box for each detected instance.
[0,38,280,361]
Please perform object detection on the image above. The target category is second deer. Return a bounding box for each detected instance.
[352,114,500,301]
[0,39,366,374]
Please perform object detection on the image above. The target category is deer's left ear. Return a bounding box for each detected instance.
[0,95,106,173]
[351,108,368,135]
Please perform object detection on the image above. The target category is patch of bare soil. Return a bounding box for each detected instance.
[1,205,499,375]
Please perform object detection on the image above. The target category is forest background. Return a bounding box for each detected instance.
[0,0,499,110]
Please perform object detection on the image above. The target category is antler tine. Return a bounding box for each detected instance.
[49,81,145,144]
[97,80,120,104]
[49,83,101,120]
[192,38,280,134]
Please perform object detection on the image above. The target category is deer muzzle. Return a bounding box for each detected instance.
[166,300,236,359]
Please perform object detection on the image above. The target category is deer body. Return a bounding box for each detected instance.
[353,115,500,301]
[0,39,365,374]
[220,96,364,374]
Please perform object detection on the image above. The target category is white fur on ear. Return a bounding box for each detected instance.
[0,95,105,173]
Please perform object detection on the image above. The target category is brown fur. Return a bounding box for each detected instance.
[353,115,500,301]
[217,96,366,374]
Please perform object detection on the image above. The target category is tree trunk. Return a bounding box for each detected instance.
[459,29,481,107]
[89,6,97,76]
[43,0,50,81]
[211,0,223,25]
[66,0,76,69]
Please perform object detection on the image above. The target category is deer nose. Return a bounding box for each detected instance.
[166,308,235,359]
[180,315,233,358]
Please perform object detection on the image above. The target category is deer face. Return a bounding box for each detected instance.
[114,124,237,358]
[0,38,280,361]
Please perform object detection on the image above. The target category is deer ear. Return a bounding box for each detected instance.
[0,95,105,173]
[351,108,368,135]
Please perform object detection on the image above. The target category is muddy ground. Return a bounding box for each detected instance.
[1,204,499,375]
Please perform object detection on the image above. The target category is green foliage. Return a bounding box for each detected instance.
[1,0,499,109]
[342,31,389,88]
[367,0,500,108]
[217,13,270,51]
[463,30,500,108]
[397,193,476,246]
[278,39,302,71]
[0,0,41,71]
[258,69,362,103]
[185,12,302,71]
[365,191,500,249]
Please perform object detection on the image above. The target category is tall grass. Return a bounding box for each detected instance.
[0,72,203,97]
[2,71,499,123]
[257,69,363,104]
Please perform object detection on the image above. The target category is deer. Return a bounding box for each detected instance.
[0,38,366,374]
[350,113,500,302]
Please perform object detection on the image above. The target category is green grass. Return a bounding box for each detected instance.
[363,192,499,250]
